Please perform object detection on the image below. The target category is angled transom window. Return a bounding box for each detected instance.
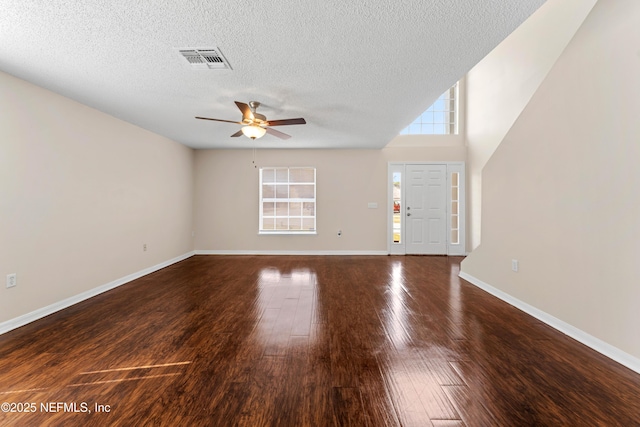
[400,82,458,135]
[259,167,316,234]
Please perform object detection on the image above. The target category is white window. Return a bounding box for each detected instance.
[259,167,316,234]
[400,82,458,135]
[450,171,460,245]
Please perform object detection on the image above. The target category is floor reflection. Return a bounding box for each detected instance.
[448,262,464,340]
[254,266,318,353]
[383,261,411,349]
[381,258,468,424]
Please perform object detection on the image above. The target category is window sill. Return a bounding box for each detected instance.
[259,231,317,236]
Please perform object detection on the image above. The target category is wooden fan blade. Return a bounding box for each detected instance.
[230,130,243,137]
[266,127,291,140]
[234,101,253,121]
[196,116,242,124]
[265,118,306,127]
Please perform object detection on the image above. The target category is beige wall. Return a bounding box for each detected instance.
[461,0,640,360]
[465,0,597,249]
[193,145,465,253]
[0,71,195,324]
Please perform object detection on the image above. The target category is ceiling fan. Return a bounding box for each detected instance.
[196,101,306,140]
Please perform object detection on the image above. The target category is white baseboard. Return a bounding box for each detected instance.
[0,251,195,336]
[458,271,640,375]
[195,250,388,256]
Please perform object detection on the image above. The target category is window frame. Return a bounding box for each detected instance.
[259,167,317,235]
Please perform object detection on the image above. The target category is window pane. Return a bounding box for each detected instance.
[276,202,289,216]
[262,169,275,183]
[262,218,275,230]
[451,229,459,244]
[302,218,315,230]
[289,202,302,216]
[451,215,458,229]
[290,168,314,183]
[276,219,289,230]
[263,202,275,216]
[290,184,314,199]
[423,111,434,124]
[451,172,459,186]
[451,187,458,200]
[289,217,302,230]
[393,212,401,243]
[392,171,401,244]
[275,185,288,199]
[276,169,288,183]
[262,184,275,198]
[303,202,315,216]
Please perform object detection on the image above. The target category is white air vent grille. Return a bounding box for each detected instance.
[178,48,231,70]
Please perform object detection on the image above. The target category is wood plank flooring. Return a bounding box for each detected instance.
[1,255,639,426]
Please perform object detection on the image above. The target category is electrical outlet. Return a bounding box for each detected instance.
[143,244,147,252]
[337,230,342,237]
[6,273,17,288]
[511,259,519,272]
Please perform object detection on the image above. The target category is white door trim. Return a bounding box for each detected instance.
[387,162,466,255]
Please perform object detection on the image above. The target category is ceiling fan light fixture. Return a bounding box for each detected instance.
[241,125,266,140]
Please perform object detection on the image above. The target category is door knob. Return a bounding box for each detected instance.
[407,213,411,216]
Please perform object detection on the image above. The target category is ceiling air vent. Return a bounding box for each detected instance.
[178,48,232,70]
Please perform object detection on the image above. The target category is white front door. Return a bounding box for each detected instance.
[405,164,447,254]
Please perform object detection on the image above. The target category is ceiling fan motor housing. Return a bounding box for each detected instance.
[253,113,267,123]
[248,101,267,124]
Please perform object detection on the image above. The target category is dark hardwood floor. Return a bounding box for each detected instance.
[1,255,639,426]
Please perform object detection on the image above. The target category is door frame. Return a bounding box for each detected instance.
[387,162,466,256]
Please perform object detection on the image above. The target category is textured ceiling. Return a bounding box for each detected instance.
[0,0,544,149]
